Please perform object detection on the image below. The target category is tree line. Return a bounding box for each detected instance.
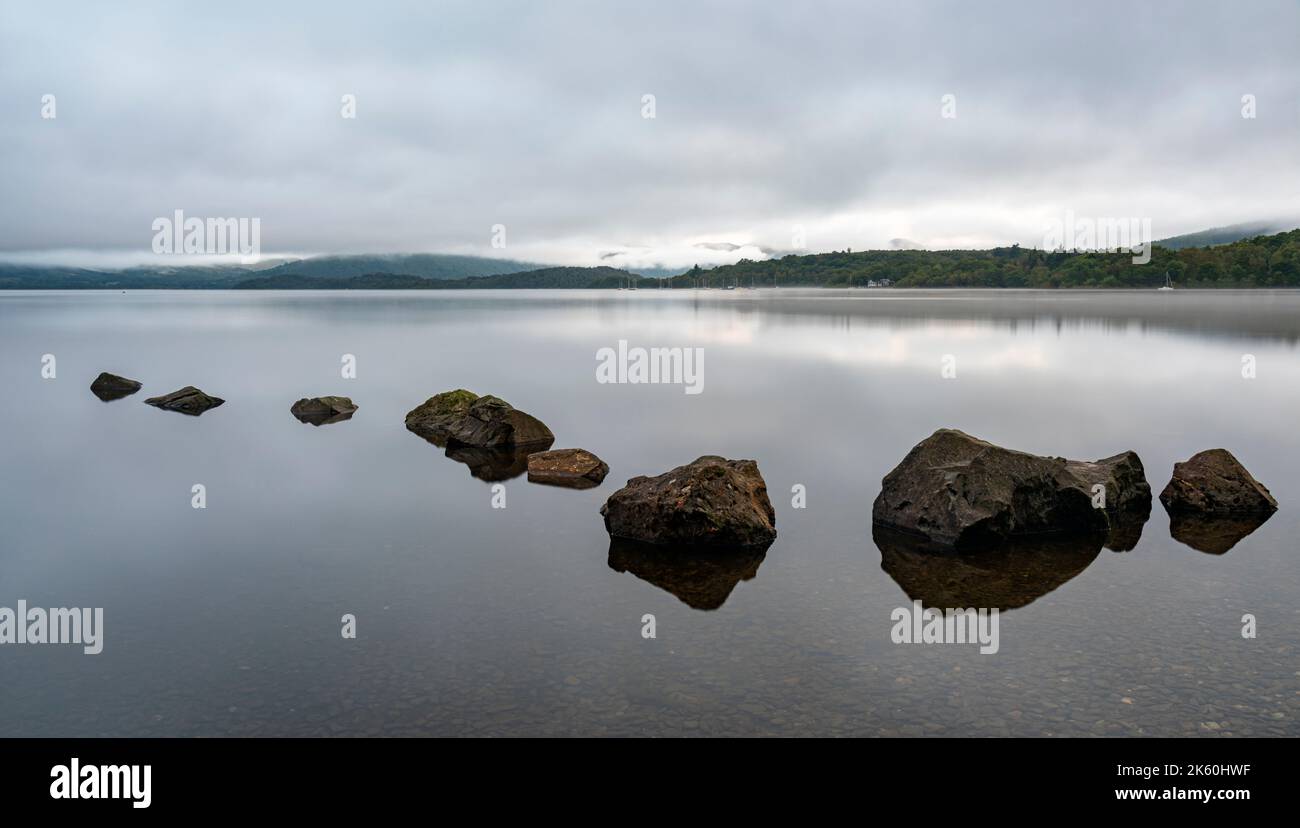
[668,229,1300,288]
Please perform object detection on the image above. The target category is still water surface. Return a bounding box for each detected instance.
[0,289,1296,736]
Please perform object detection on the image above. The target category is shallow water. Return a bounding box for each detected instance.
[0,288,1297,737]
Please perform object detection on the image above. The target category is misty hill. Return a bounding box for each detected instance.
[256,254,541,280]
[236,266,651,290]
[7,228,1300,291]
[1155,221,1298,249]
[0,253,541,289]
[0,263,262,289]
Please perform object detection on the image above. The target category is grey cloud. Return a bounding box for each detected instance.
[1,0,1297,267]
[694,242,742,251]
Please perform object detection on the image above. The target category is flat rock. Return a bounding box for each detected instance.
[600,456,777,548]
[871,429,1149,549]
[143,386,224,416]
[405,390,553,448]
[527,448,609,489]
[90,372,142,402]
[1159,449,1277,515]
[290,396,357,425]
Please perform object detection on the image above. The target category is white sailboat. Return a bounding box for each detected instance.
[1158,271,1174,291]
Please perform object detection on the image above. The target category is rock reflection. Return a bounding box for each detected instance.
[90,385,139,402]
[607,537,769,611]
[1167,511,1273,555]
[444,442,551,482]
[873,525,1102,612]
[291,409,356,426]
[1104,501,1151,552]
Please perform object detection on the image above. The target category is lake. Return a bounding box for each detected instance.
[0,288,1296,736]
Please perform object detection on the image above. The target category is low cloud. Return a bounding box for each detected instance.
[1,1,1297,269]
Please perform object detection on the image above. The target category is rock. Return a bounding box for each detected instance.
[405,390,554,480]
[871,429,1149,549]
[290,396,357,425]
[1168,511,1273,555]
[600,456,777,548]
[873,524,1102,611]
[405,390,553,448]
[1159,449,1277,515]
[445,394,554,448]
[1065,451,1152,551]
[143,386,224,416]
[1065,451,1152,515]
[1159,452,1276,554]
[527,448,609,489]
[607,538,767,610]
[403,389,477,442]
[90,372,142,402]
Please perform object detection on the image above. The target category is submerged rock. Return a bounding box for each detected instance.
[1159,449,1277,515]
[527,448,609,489]
[290,396,357,426]
[608,537,767,610]
[600,456,776,548]
[871,429,1149,549]
[873,524,1102,612]
[143,386,224,416]
[405,390,553,448]
[90,372,143,402]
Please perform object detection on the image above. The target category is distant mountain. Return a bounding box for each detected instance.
[0,263,260,289]
[9,229,1300,290]
[236,266,653,290]
[254,254,541,280]
[235,272,443,289]
[621,265,684,279]
[1155,221,1298,249]
[0,253,542,289]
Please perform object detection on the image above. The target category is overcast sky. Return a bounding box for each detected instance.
[2,0,1297,269]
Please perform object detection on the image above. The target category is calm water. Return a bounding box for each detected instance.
[1,289,1297,737]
